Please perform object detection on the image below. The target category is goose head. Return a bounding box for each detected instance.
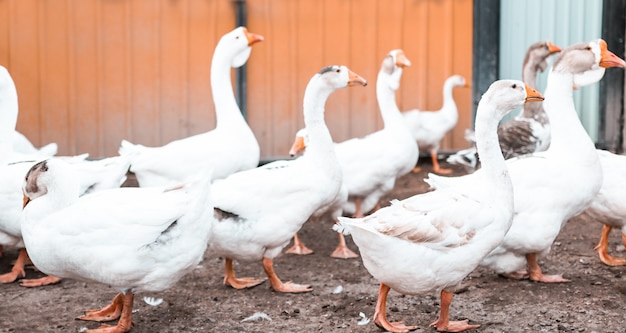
[553,39,625,88]
[380,49,411,91]
[524,40,562,74]
[481,80,544,119]
[289,128,308,157]
[216,26,264,68]
[446,74,470,89]
[22,159,80,208]
[314,65,368,91]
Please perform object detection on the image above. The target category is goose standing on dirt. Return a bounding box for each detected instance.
[403,74,469,174]
[119,26,263,187]
[334,50,418,220]
[0,155,131,286]
[20,159,213,333]
[447,41,561,169]
[207,66,367,293]
[335,80,544,332]
[428,39,624,283]
[283,128,352,258]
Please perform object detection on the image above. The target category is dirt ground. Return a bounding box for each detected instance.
[1,158,625,333]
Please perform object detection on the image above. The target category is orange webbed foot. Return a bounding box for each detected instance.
[78,293,124,322]
[374,318,417,333]
[530,273,570,283]
[224,276,266,289]
[285,242,314,255]
[0,268,25,284]
[430,319,479,332]
[411,166,422,173]
[83,323,133,333]
[270,281,312,293]
[501,270,529,280]
[20,275,62,287]
[330,244,358,259]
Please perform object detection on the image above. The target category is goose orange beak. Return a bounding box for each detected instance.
[243,27,264,46]
[525,85,544,103]
[599,39,626,68]
[347,69,367,87]
[289,135,306,157]
[23,195,30,209]
[547,41,562,54]
[395,51,412,68]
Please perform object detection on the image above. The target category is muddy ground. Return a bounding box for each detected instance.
[1,159,625,333]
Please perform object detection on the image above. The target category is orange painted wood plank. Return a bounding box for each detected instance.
[186,0,220,136]
[0,0,9,66]
[247,0,273,157]
[127,0,160,148]
[322,0,352,143]
[69,0,99,156]
[11,0,42,147]
[348,0,378,137]
[267,0,298,156]
[158,0,188,143]
[292,0,324,134]
[39,0,71,155]
[450,0,474,149]
[97,0,131,156]
[401,0,429,112]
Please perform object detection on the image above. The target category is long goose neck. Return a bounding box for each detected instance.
[302,83,334,158]
[440,80,458,115]
[210,50,246,128]
[474,102,511,198]
[376,70,403,127]
[521,60,545,119]
[542,71,594,153]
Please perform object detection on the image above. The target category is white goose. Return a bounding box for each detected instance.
[0,155,131,286]
[207,66,367,293]
[284,128,353,258]
[334,80,543,332]
[21,159,213,333]
[447,41,561,169]
[402,74,469,174]
[119,26,263,187]
[334,49,418,219]
[428,39,624,283]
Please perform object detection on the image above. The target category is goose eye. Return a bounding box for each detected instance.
[335,68,341,73]
[235,36,240,39]
[511,84,517,89]
[584,46,592,51]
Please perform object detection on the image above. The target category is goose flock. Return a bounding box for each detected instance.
[1,25,625,333]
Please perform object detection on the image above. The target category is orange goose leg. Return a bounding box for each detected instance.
[262,257,311,293]
[353,197,364,218]
[0,248,28,283]
[431,151,453,175]
[373,283,416,332]
[223,258,265,289]
[526,253,570,283]
[285,233,314,255]
[79,292,134,333]
[78,292,125,322]
[430,290,479,332]
[330,233,359,259]
[594,225,626,266]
